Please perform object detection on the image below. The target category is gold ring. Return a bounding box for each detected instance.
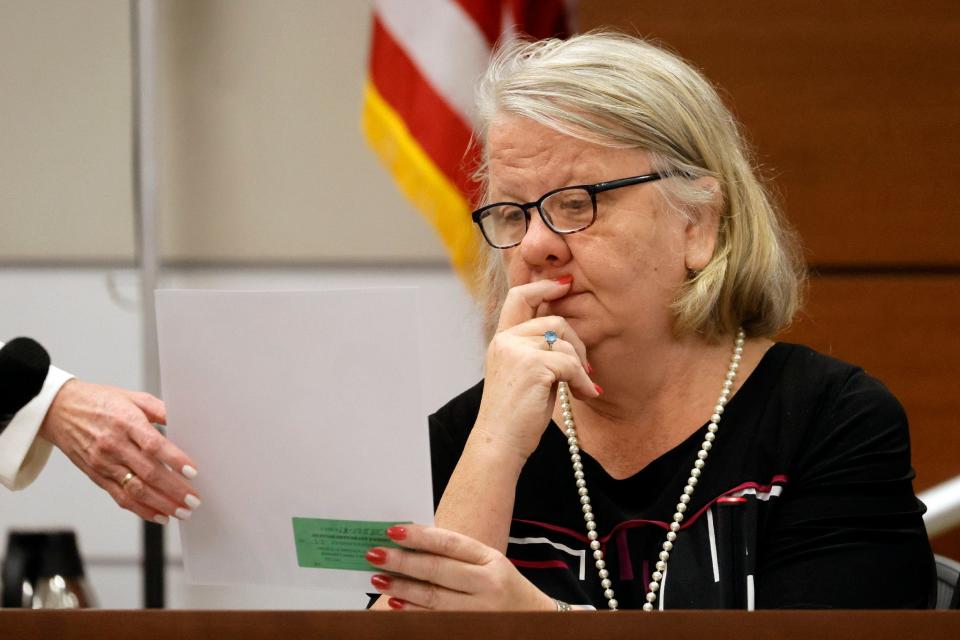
[120,471,135,488]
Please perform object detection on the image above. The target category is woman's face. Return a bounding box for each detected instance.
[487,115,712,350]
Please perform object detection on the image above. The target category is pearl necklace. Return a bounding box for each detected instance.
[558,328,745,611]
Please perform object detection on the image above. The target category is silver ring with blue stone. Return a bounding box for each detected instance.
[544,330,558,351]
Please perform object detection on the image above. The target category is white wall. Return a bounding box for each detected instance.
[0,266,484,608]
[1,0,446,263]
[0,0,489,608]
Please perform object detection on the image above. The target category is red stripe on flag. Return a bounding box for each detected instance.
[369,16,479,200]
[510,0,573,38]
[453,0,503,47]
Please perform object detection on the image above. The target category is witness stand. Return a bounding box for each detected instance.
[2,610,959,639]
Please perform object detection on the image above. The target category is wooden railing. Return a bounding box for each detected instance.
[2,610,959,640]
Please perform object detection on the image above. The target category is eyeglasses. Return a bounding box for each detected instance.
[471,173,667,249]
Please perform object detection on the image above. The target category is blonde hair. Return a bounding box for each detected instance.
[473,32,804,341]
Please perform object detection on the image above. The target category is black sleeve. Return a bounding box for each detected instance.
[756,369,935,609]
[428,381,482,511]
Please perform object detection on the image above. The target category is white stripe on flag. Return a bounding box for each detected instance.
[375,0,490,126]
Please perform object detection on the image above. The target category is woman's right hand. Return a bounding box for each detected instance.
[473,278,599,463]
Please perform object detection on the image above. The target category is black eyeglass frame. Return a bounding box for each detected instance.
[470,172,668,249]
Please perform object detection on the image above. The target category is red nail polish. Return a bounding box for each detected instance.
[554,275,573,285]
[371,574,392,590]
[386,525,407,541]
[586,362,594,374]
[594,383,604,395]
[365,548,387,565]
[387,597,406,610]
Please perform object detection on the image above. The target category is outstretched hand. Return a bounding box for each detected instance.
[39,379,200,524]
[367,524,555,611]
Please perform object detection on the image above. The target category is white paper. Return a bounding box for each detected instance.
[156,288,439,592]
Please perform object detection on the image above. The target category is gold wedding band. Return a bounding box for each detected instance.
[120,471,135,488]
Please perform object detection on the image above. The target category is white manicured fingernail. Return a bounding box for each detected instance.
[175,508,192,520]
[185,494,202,509]
[153,515,169,525]
[181,465,198,479]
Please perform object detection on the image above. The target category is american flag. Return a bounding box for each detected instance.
[362,0,574,288]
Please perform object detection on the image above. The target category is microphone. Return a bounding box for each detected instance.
[0,337,51,433]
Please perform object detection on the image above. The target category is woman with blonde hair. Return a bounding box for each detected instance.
[367,32,934,611]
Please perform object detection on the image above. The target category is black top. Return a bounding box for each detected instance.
[429,343,936,609]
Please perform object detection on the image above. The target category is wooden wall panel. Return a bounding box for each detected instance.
[577,3,960,558]
[578,1,960,267]
[781,275,960,558]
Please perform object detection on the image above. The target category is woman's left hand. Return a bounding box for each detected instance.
[367,524,555,611]
[39,380,199,523]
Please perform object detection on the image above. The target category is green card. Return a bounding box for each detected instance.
[292,517,411,572]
